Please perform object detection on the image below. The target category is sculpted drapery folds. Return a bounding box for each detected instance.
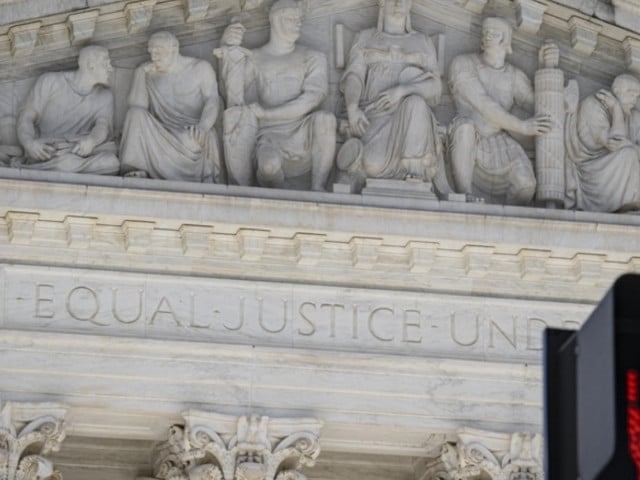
[4,5,640,213]
[219,0,336,191]
[448,17,553,205]
[13,45,119,175]
[337,0,446,189]
[120,31,224,183]
[565,74,640,212]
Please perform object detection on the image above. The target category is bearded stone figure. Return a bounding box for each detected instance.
[120,31,224,183]
[337,0,445,190]
[12,45,119,175]
[565,74,640,212]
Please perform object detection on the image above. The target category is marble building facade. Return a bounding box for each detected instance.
[1,0,640,478]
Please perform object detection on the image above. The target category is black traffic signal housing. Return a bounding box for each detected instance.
[545,274,640,480]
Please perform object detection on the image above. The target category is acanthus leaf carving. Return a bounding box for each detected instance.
[437,428,543,480]
[0,403,67,480]
[147,412,322,480]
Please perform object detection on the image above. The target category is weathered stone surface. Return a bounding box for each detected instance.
[1,2,640,479]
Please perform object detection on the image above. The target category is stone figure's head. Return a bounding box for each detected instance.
[378,0,412,33]
[78,45,112,86]
[148,31,180,73]
[612,74,640,114]
[481,17,512,55]
[269,0,303,44]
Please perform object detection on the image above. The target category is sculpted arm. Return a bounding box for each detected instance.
[17,76,56,161]
[589,90,631,151]
[398,37,442,104]
[127,64,150,109]
[17,101,39,149]
[341,33,370,137]
[449,57,543,136]
[197,62,220,132]
[400,73,441,104]
[72,118,110,156]
[513,68,535,113]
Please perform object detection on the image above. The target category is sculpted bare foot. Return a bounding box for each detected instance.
[124,170,149,178]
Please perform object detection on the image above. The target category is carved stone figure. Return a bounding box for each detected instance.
[13,45,119,175]
[448,17,553,205]
[219,0,336,191]
[120,31,224,183]
[565,74,640,212]
[337,0,445,188]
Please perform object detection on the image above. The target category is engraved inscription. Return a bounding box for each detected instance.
[11,272,590,362]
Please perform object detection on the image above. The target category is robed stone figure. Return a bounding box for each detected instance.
[338,0,445,188]
[120,31,224,183]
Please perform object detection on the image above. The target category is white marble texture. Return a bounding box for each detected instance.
[1,2,640,479]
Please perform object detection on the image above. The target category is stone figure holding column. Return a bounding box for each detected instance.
[120,31,224,183]
[565,74,640,212]
[13,45,119,175]
[219,0,336,191]
[337,0,445,188]
[448,17,553,205]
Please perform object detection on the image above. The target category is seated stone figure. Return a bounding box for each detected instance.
[565,74,640,212]
[337,0,445,188]
[219,0,335,191]
[120,31,223,183]
[13,45,119,175]
[448,17,552,205]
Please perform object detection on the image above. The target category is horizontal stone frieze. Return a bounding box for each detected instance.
[0,262,592,363]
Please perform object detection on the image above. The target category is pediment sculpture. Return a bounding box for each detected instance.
[120,31,225,183]
[218,0,336,191]
[336,0,447,193]
[8,45,119,175]
[2,0,640,213]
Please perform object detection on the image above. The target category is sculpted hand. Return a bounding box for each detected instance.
[373,86,405,112]
[595,89,620,111]
[143,61,157,75]
[25,139,55,161]
[522,114,553,136]
[72,136,96,157]
[347,106,369,137]
[607,134,633,152]
[222,23,246,47]
[187,125,207,147]
[538,41,560,68]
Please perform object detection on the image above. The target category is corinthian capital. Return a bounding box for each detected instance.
[0,402,67,480]
[146,411,322,480]
[435,428,543,480]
